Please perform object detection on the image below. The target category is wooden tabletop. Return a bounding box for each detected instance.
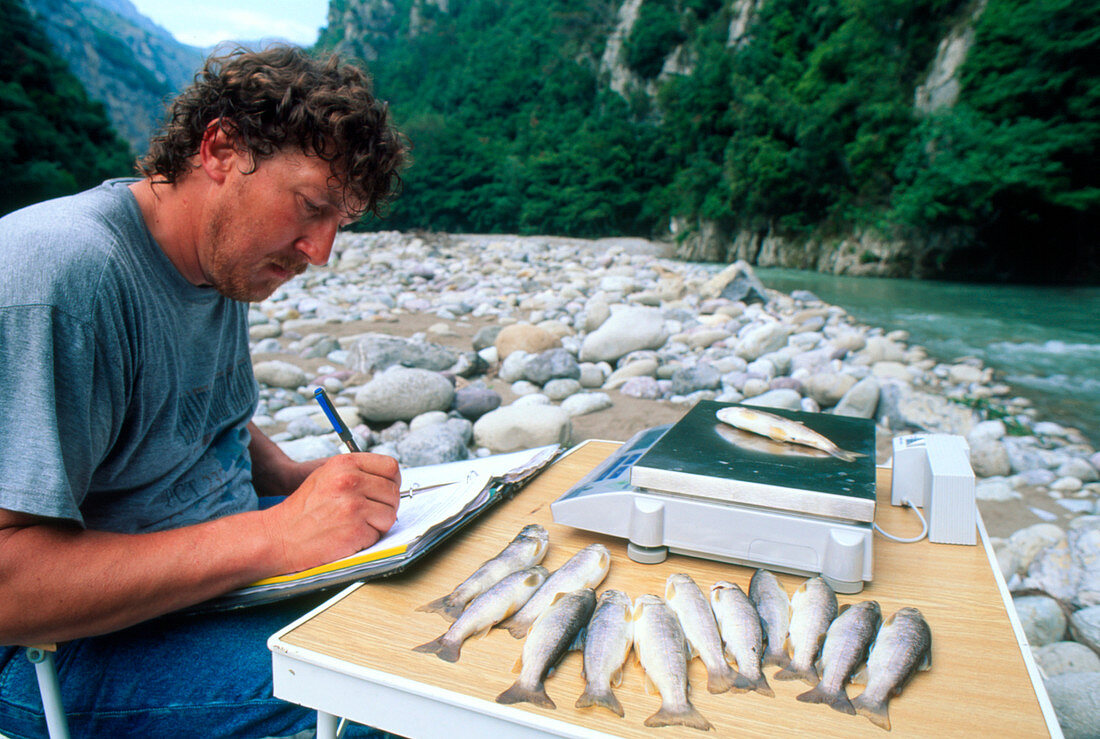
[275,441,1054,737]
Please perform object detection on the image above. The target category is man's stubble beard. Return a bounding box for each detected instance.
[204,202,307,303]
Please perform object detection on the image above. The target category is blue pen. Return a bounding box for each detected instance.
[314,387,361,454]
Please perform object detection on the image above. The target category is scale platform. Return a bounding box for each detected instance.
[552,426,874,593]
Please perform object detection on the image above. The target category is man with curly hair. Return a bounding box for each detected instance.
[0,46,407,737]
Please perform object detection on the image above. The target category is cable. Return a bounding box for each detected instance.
[873,497,929,543]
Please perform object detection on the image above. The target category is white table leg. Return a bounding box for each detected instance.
[317,709,340,739]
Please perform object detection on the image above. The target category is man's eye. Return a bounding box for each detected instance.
[301,197,321,215]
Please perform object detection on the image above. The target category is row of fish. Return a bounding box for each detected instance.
[412,525,932,732]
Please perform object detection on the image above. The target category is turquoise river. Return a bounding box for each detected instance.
[752,268,1100,450]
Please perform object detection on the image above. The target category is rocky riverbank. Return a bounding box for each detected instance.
[250,231,1099,737]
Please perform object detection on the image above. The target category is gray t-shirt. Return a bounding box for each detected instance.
[0,179,259,533]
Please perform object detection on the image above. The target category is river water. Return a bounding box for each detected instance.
[750,267,1100,449]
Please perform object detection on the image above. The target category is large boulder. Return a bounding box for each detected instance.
[354,367,454,423]
[473,404,572,453]
[579,307,668,363]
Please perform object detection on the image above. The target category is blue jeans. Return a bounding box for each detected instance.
[0,591,394,738]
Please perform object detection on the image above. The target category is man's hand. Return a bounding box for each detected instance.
[261,453,401,574]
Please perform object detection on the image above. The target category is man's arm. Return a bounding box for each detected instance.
[0,452,400,646]
[246,421,326,496]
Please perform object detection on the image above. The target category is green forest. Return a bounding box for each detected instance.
[323,0,1098,282]
[0,0,132,215]
[2,0,1096,281]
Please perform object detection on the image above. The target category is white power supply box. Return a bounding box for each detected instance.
[890,434,976,545]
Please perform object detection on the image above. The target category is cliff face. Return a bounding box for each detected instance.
[24,0,204,154]
[326,0,1097,282]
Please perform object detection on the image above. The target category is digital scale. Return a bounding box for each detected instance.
[551,425,875,593]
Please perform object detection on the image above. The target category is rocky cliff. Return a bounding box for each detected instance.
[23,0,204,154]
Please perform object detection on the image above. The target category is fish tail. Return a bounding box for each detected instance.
[797,683,854,714]
[829,447,866,463]
[575,684,624,717]
[499,614,530,639]
[644,703,713,732]
[774,664,818,684]
[411,635,461,663]
[416,595,461,619]
[852,693,891,730]
[705,664,739,694]
[762,650,791,670]
[734,671,774,698]
[496,680,555,709]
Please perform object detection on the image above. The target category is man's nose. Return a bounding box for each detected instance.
[294,218,339,266]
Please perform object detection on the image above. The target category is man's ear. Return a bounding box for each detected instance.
[198,121,246,184]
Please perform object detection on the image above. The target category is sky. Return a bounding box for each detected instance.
[128,0,330,48]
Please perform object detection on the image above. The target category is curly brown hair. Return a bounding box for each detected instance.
[139,45,407,219]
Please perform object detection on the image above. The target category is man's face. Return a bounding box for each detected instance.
[200,149,358,302]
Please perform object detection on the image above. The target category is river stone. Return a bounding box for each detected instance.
[409,410,449,432]
[249,323,282,341]
[976,478,1020,502]
[1012,595,1067,647]
[524,348,581,385]
[473,404,572,453]
[254,360,307,389]
[862,336,907,363]
[579,307,668,363]
[746,358,777,382]
[453,384,502,420]
[472,325,503,352]
[619,376,663,400]
[511,380,542,396]
[396,423,470,467]
[354,367,455,423]
[512,393,551,407]
[701,260,768,304]
[349,333,457,373]
[1043,672,1100,739]
[1021,518,1100,607]
[734,323,790,361]
[1003,437,1049,474]
[671,364,722,395]
[603,357,659,389]
[803,372,857,408]
[583,297,611,332]
[578,362,607,388]
[561,392,614,417]
[1069,606,1100,654]
[544,378,582,401]
[743,388,802,411]
[277,435,340,463]
[495,323,561,359]
[970,440,1013,478]
[1033,641,1100,676]
[833,377,881,418]
[285,415,328,439]
[968,419,1007,446]
[1058,458,1099,483]
[876,383,975,435]
[498,350,531,383]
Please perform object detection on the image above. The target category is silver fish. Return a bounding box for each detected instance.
[797,600,881,713]
[665,573,737,694]
[501,543,610,638]
[496,588,597,709]
[575,589,634,717]
[851,607,932,731]
[775,576,838,684]
[418,524,549,620]
[749,569,791,670]
[710,581,773,697]
[413,566,549,662]
[716,406,865,462]
[633,594,713,732]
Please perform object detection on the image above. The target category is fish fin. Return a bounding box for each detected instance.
[502,616,530,639]
[831,448,867,463]
[919,647,933,672]
[610,665,624,688]
[416,596,462,621]
[569,625,587,652]
[643,672,657,696]
[852,692,891,730]
[473,626,493,640]
[706,664,738,694]
[797,684,854,714]
[774,664,817,684]
[511,655,523,674]
[496,681,555,709]
[412,635,461,663]
[575,685,624,717]
[644,703,713,731]
[666,579,678,601]
[734,671,774,698]
[762,650,792,670]
[850,665,868,685]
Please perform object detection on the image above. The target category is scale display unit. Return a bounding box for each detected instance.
[552,408,878,594]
